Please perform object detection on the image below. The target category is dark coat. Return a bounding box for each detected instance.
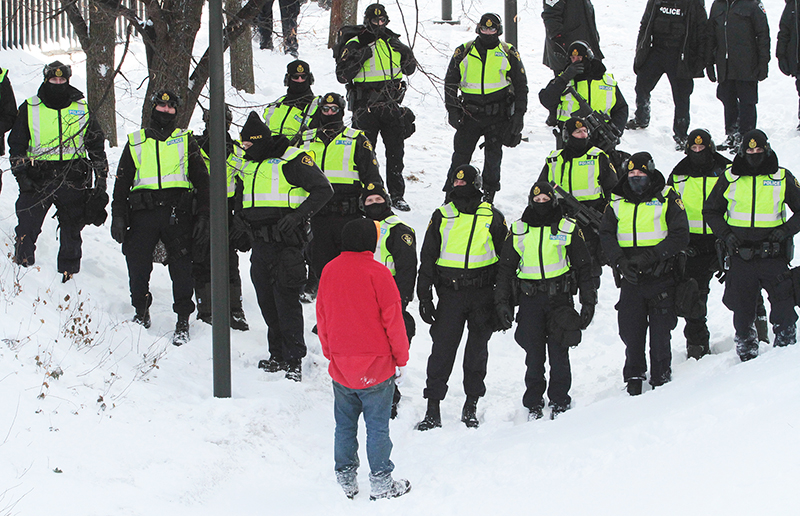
[0,69,17,156]
[777,0,800,77]
[542,0,604,72]
[707,0,770,82]
[634,0,708,78]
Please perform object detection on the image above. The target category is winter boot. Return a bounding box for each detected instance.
[482,190,496,204]
[132,292,152,329]
[258,357,287,372]
[415,398,442,431]
[673,134,688,152]
[300,279,318,304]
[527,406,544,421]
[735,325,759,362]
[61,272,73,283]
[195,283,212,325]
[756,296,769,343]
[461,396,480,428]
[625,118,649,130]
[773,323,797,348]
[369,478,411,501]
[336,468,359,499]
[627,379,643,396]
[172,315,190,346]
[392,197,411,212]
[549,402,571,420]
[687,344,710,360]
[285,359,302,382]
[229,283,249,331]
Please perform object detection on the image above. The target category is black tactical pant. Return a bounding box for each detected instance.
[250,238,307,362]
[514,292,573,410]
[353,102,406,200]
[717,80,758,136]
[423,284,494,401]
[681,250,717,350]
[633,47,693,139]
[123,206,195,316]
[723,255,797,341]
[309,211,361,279]
[447,113,505,194]
[255,0,300,53]
[15,179,88,274]
[617,275,677,386]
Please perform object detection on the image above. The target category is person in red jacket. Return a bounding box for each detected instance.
[317,218,411,501]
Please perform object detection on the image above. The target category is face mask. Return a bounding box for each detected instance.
[287,78,311,95]
[566,136,590,155]
[320,112,344,130]
[745,152,766,169]
[688,149,713,168]
[450,184,480,200]
[531,200,555,217]
[40,82,71,108]
[628,175,650,195]
[364,202,391,221]
[150,109,177,134]
[368,23,387,37]
[477,33,500,48]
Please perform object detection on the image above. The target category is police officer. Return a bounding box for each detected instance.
[362,182,417,418]
[297,92,383,283]
[703,130,800,361]
[335,3,416,211]
[9,61,108,282]
[706,0,770,149]
[0,65,17,192]
[626,0,708,150]
[193,105,249,331]
[263,60,319,140]
[537,116,617,287]
[416,164,507,430]
[444,13,528,203]
[539,41,628,154]
[777,0,800,129]
[495,181,596,420]
[231,112,332,382]
[111,90,209,346]
[600,152,689,395]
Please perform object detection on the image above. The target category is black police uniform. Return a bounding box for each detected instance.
[777,0,800,127]
[0,67,17,161]
[600,157,690,390]
[630,0,707,145]
[542,0,604,72]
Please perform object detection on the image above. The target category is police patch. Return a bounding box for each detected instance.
[534,186,541,195]
[694,135,703,145]
[55,69,63,77]
[373,159,378,165]
[367,183,375,190]
[796,177,800,188]
[575,120,583,129]
[572,49,579,56]
[676,198,685,210]
[342,48,349,59]
[749,138,757,149]
[628,161,634,170]
[577,228,585,240]
[297,64,305,73]
[402,234,413,246]
[161,92,170,101]
[302,155,314,167]
[364,140,373,151]
[485,19,493,27]
[326,95,334,103]
[456,170,465,179]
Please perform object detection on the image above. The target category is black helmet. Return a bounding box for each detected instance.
[363,3,390,24]
[686,128,716,154]
[449,164,483,193]
[737,129,771,158]
[151,89,182,109]
[43,61,72,81]
[567,40,595,62]
[283,60,314,86]
[476,13,503,36]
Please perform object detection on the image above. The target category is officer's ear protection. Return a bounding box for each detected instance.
[686,128,717,154]
[284,71,315,87]
[568,40,595,61]
[621,156,655,176]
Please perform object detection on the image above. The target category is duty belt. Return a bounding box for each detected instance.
[316,197,359,216]
[462,101,505,117]
[736,242,785,261]
[518,273,575,297]
[439,270,495,290]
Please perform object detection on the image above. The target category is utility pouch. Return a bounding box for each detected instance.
[277,246,308,289]
[675,278,703,319]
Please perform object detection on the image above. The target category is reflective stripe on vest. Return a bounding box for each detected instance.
[671,174,718,234]
[374,215,411,275]
[546,147,605,201]
[458,41,511,95]
[723,166,788,228]
[128,129,192,191]
[299,127,361,185]
[511,218,575,280]
[557,74,617,121]
[611,186,672,247]
[348,38,403,82]
[200,146,237,198]
[262,96,318,137]
[27,96,88,160]
[233,147,310,209]
[435,202,498,269]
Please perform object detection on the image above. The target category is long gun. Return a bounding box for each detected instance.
[550,182,603,231]
[564,85,622,154]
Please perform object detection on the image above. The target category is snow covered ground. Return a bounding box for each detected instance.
[1,1,799,514]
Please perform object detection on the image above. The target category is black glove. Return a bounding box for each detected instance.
[277,211,303,235]
[448,110,461,130]
[388,37,410,56]
[580,304,595,330]
[111,215,127,244]
[509,112,524,135]
[706,65,716,83]
[552,34,566,54]
[419,299,436,325]
[94,175,107,193]
[15,173,36,193]
[561,62,585,81]
[495,302,514,331]
[757,65,768,82]
[769,227,789,243]
[779,57,791,76]
[193,215,210,248]
[631,250,657,271]
[230,212,252,252]
[723,232,741,254]
[617,257,639,285]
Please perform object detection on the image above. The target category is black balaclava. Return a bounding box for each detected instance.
[740,129,770,170]
[563,116,591,156]
[364,3,389,37]
[476,13,502,48]
[240,111,284,162]
[625,152,655,197]
[522,181,563,227]
[362,182,393,221]
[149,90,180,138]
[39,61,74,109]
[686,129,715,170]
[285,60,313,95]
[318,92,345,134]
[449,164,484,214]
[341,218,380,253]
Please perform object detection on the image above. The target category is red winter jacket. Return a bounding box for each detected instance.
[317,250,409,389]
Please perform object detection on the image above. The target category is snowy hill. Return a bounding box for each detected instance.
[1,1,799,514]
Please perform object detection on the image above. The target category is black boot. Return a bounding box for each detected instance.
[774,323,797,348]
[195,283,212,325]
[735,325,759,362]
[285,359,302,382]
[229,283,249,331]
[461,396,479,428]
[756,295,769,343]
[415,399,442,431]
[173,315,190,346]
[132,292,152,329]
[627,379,643,396]
[258,357,287,372]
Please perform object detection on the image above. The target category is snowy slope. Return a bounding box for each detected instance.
[1,1,799,514]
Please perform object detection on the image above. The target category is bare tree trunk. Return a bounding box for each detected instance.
[227,0,254,94]
[87,3,118,145]
[328,0,358,48]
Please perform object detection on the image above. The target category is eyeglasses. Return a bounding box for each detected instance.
[370,16,388,25]
[155,100,178,109]
[290,73,308,82]
[479,26,498,35]
[321,105,341,114]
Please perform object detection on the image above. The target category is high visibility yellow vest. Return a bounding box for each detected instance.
[546,147,606,201]
[374,214,412,276]
[232,147,310,209]
[348,37,403,83]
[128,128,193,191]
[557,74,617,122]
[262,95,318,137]
[26,96,89,160]
[298,127,361,186]
[671,174,718,234]
[435,202,498,269]
[511,218,575,280]
[201,144,238,198]
[610,186,673,247]
[723,166,788,229]
[458,41,512,95]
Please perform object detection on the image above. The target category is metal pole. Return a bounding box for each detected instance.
[442,0,452,21]
[504,0,518,48]
[209,0,231,398]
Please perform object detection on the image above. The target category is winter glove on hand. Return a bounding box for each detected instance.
[448,110,461,130]
[561,62,585,81]
[388,37,410,56]
[706,65,717,83]
[395,366,407,387]
[580,304,595,330]
[277,211,303,235]
[723,232,741,254]
[495,302,514,331]
[617,257,639,285]
[509,112,524,135]
[110,215,127,244]
[769,227,789,243]
[94,174,107,193]
[757,65,768,82]
[779,57,791,76]
[419,298,437,325]
[193,215,210,249]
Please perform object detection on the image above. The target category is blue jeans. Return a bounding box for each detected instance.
[333,377,395,492]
